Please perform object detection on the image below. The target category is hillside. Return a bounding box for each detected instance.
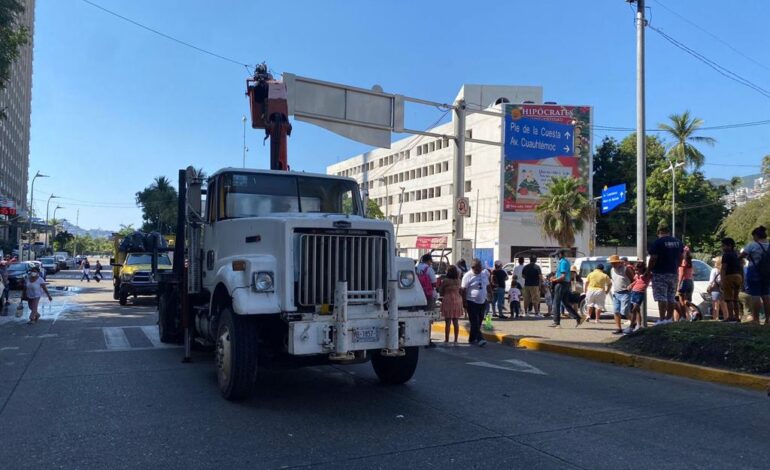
[59,220,113,239]
[709,173,760,189]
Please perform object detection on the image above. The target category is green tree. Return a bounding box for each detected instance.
[53,230,74,252]
[728,176,743,208]
[536,176,591,248]
[761,155,770,182]
[135,176,178,234]
[657,111,716,170]
[721,194,770,246]
[0,0,29,120]
[366,199,384,219]
[593,133,727,251]
[116,224,136,237]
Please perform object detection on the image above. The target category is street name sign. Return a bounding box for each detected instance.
[504,117,575,161]
[601,183,626,214]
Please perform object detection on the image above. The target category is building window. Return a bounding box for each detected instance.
[465,154,472,167]
[429,142,435,152]
[436,186,441,197]
[465,180,472,192]
[416,146,422,156]
[409,214,415,223]
[465,129,473,139]
[428,188,434,198]
[422,189,428,199]
[442,209,448,220]
[388,196,393,205]
[443,161,449,172]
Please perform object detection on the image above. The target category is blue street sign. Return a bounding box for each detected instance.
[601,183,627,214]
[504,117,576,161]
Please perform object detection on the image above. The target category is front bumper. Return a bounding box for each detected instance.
[287,281,431,356]
[121,282,159,296]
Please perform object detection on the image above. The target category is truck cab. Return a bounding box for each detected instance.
[160,167,431,400]
[114,252,173,305]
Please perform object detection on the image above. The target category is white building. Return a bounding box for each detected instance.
[327,84,591,266]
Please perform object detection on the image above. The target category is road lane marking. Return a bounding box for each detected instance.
[467,359,547,375]
[102,327,131,350]
[503,358,547,375]
[140,325,178,348]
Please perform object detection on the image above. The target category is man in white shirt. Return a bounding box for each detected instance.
[461,258,490,346]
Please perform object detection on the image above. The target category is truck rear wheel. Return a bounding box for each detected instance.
[158,289,181,344]
[216,306,258,401]
[371,347,419,385]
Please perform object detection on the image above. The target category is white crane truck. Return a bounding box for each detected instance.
[157,65,431,401]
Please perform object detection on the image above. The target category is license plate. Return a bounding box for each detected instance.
[352,326,379,343]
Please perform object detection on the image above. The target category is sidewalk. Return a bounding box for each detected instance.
[431,312,623,348]
[430,312,770,393]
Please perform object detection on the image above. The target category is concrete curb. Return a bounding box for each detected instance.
[430,323,769,393]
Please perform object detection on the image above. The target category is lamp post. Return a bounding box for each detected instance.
[45,194,60,252]
[28,171,49,260]
[379,177,389,219]
[51,205,64,251]
[663,160,685,238]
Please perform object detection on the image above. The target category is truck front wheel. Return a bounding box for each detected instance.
[118,289,128,306]
[113,282,120,300]
[370,347,419,385]
[216,306,258,401]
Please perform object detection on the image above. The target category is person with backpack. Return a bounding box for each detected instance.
[740,225,770,325]
[416,253,438,348]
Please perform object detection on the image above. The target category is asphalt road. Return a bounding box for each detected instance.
[0,278,768,469]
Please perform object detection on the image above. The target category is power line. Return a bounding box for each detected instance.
[652,0,770,73]
[80,0,252,70]
[648,24,770,100]
[594,118,770,133]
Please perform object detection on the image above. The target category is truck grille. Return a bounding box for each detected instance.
[133,271,151,283]
[297,233,388,306]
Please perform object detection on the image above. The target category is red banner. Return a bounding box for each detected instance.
[415,236,448,249]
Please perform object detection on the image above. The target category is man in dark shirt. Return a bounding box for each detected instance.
[648,222,684,323]
[521,256,543,315]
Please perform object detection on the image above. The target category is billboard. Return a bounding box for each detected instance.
[502,104,592,212]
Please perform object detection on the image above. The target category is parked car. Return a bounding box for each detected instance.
[6,262,31,289]
[39,257,59,275]
[572,256,711,320]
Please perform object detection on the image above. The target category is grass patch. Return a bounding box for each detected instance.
[613,321,770,374]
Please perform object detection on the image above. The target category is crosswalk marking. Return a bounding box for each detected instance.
[97,326,180,351]
[103,327,131,350]
[140,325,163,348]
[467,359,547,376]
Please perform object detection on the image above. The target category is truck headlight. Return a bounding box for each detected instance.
[398,270,415,288]
[121,273,133,282]
[253,271,274,292]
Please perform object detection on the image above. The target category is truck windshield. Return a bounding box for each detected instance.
[126,254,172,265]
[222,173,363,218]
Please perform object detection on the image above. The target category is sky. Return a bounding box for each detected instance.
[28,0,770,231]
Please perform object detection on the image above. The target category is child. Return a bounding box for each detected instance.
[624,262,651,334]
[508,283,522,319]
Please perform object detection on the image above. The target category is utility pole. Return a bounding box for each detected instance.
[473,189,480,252]
[452,99,466,258]
[395,186,405,241]
[633,0,648,327]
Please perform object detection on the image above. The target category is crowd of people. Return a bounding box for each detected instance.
[416,222,770,346]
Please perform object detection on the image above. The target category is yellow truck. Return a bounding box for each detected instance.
[111,234,174,305]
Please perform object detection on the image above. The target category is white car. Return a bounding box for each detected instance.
[572,256,711,320]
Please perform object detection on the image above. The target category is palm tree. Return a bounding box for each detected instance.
[535,176,591,248]
[729,176,742,208]
[658,111,716,170]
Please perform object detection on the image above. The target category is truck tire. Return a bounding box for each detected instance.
[113,282,120,300]
[216,306,258,401]
[158,290,181,344]
[371,347,419,385]
[118,290,128,306]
